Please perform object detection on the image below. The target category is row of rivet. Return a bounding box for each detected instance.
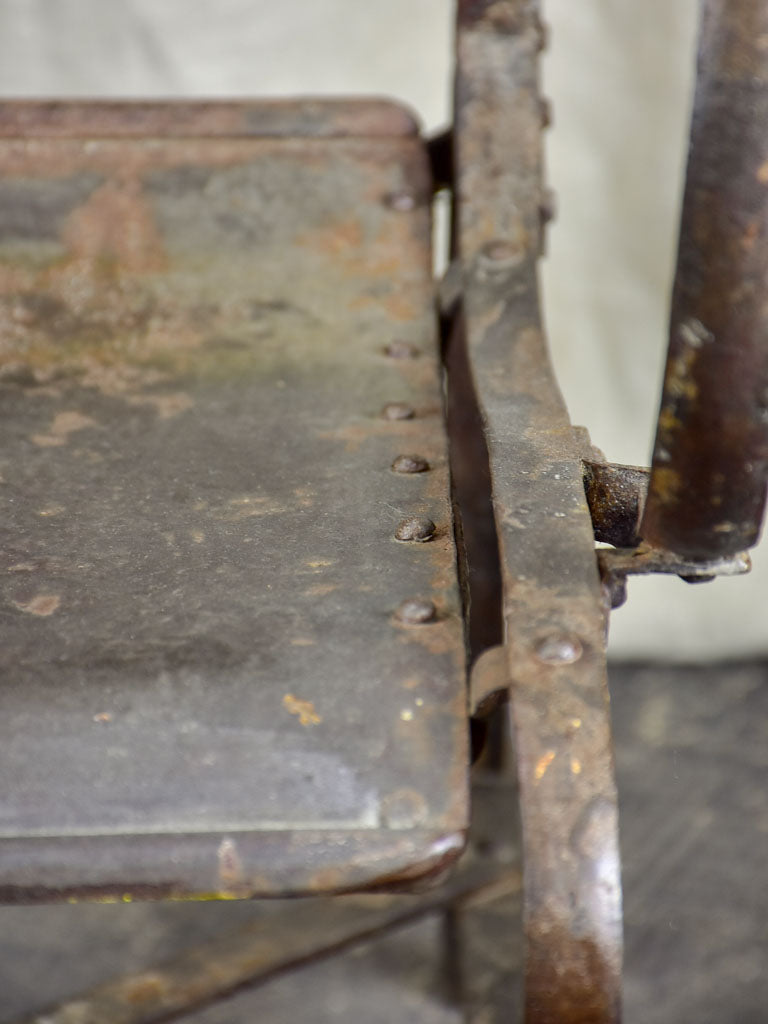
[381,339,438,627]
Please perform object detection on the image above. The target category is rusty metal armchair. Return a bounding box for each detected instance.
[1,1,766,1021]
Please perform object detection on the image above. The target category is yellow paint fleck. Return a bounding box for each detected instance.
[570,718,582,729]
[400,709,414,722]
[14,594,61,616]
[571,758,583,775]
[306,559,333,569]
[283,694,322,726]
[121,893,133,903]
[166,891,242,902]
[534,750,556,782]
[415,698,424,707]
[190,529,205,543]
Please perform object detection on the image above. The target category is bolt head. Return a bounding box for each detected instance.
[534,634,583,665]
[395,516,436,542]
[395,598,437,625]
[391,454,430,474]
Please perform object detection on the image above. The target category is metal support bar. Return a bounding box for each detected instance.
[453,3,622,1020]
[643,0,768,559]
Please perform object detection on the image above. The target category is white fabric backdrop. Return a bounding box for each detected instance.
[0,0,764,659]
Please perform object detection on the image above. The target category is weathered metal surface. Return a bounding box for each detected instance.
[0,100,468,900]
[583,461,649,549]
[642,0,768,559]
[454,2,622,1021]
[598,544,750,611]
[583,460,749,607]
[13,777,520,1024]
[0,99,419,140]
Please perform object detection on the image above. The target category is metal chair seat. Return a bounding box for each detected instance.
[0,99,468,900]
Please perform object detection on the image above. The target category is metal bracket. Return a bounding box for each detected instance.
[583,458,751,608]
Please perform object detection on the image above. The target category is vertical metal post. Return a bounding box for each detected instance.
[642,0,768,559]
[453,3,622,1020]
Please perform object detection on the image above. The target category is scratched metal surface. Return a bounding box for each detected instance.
[0,100,468,900]
[642,0,768,560]
[454,2,622,1021]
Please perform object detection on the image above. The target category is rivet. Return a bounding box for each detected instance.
[478,238,526,270]
[534,634,583,665]
[386,190,418,212]
[391,454,430,474]
[384,340,420,359]
[381,402,415,421]
[395,516,436,542]
[395,598,437,625]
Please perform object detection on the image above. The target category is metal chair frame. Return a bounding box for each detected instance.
[2,2,766,1021]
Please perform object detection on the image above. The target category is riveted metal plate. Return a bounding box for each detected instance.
[0,100,468,900]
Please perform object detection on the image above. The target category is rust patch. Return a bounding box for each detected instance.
[14,594,61,616]
[118,972,168,1006]
[218,497,287,521]
[217,837,244,890]
[62,176,167,273]
[126,391,193,419]
[651,466,682,506]
[303,583,338,597]
[31,409,96,446]
[317,407,443,454]
[380,788,429,829]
